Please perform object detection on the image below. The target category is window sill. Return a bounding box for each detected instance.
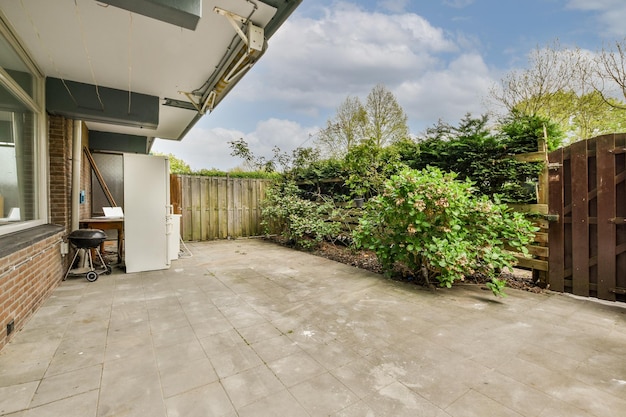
[0,224,64,259]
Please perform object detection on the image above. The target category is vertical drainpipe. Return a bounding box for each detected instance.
[71,120,82,232]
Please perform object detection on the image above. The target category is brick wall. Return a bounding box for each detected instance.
[49,115,72,229]
[0,232,64,348]
[0,114,76,350]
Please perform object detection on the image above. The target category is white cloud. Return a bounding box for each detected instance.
[153,119,316,171]
[379,0,409,13]
[172,1,504,168]
[236,2,458,108]
[567,0,626,36]
[395,53,495,133]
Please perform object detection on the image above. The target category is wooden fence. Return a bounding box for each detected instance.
[171,175,273,241]
[548,133,626,302]
[506,136,551,284]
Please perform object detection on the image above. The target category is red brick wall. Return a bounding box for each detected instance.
[0,232,64,348]
[0,114,76,350]
[49,115,72,229]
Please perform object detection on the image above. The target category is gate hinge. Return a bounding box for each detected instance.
[608,147,626,154]
[609,217,626,224]
[609,287,626,295]
[547,162,562,170]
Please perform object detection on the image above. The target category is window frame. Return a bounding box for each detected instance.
[0,16,47,236]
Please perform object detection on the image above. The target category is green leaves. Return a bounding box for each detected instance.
[354,167,536,295]
[261,181,341,249]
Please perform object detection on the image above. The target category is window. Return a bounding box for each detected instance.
[0,20,45,234]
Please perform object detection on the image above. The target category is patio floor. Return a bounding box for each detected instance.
[1,239,625,417]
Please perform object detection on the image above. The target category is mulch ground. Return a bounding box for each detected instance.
[309,240,545,294]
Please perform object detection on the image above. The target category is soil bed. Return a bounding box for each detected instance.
[309,240,544,294]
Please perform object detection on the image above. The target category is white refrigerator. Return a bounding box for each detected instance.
[123,153,171,273]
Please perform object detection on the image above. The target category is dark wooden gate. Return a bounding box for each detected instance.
[548,133,626,302]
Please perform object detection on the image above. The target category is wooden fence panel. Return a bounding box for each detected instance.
[570,139,590,296]
[548,133,626,302]
[172,175,272,241]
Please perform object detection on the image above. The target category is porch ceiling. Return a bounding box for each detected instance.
[0,0,300,141]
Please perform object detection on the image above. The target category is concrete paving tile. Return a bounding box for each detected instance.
[250,334,302,364]
[191,313,233,338]
[209,343,264,379]
[0,358,49,387]
[289,371,360,416]
[159,357,218,398]
[445,389,524,417]
[98,370,165,417]
[236,388,309,417]
[572,361,626,398]
[331,400,377,417]
[537,398,597,417]
[331,357,396,399]
[30,364,102,407]
[155,339,206,367]
[364,381,446,417]
[101,346,157,382]
[164,382,236,417]
[267,350,326,388]
[0,381,38,415]
[300,338,363,371]
[221,364,284,408]
[151,323,197,348]
[3,240,626,417]
[471,369,554,416]
[542,378,626,417]
[23,389,98,417]
[199,328,248,357]
[44,343,105,377]
[398,357,485,409]
[236,322,283,345]
[497,356,576,393]
[219,305,268,329]
[104,332,153,363]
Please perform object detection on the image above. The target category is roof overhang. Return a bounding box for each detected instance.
[0,0,301,152]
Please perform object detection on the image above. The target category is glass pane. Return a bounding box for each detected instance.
[0,85,37,225]
[0,34,34,98]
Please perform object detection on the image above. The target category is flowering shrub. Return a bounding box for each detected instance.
[353,167,537,295]
[261,181,341,249]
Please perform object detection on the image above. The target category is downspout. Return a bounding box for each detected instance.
[71,120,82,231]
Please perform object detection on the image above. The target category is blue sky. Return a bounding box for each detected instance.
[152,0,626,170]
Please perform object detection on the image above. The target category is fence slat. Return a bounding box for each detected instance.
[570,140,590,296]
[172,175,271,241]
[548,148,565,292]
[597,135,617,301]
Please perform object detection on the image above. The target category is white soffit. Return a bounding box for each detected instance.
[0,0,278,139]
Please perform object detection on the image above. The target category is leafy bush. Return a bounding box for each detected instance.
[353,167,537,295]
[261,181,341,249]
[401,113,561,203]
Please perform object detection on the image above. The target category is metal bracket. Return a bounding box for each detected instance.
[547,162,562,170]
[214,7,264,53]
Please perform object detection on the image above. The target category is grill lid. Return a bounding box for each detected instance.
[68,229,107,248]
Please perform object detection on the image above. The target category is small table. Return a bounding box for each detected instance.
[80,218,124,264]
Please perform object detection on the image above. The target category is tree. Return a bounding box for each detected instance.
[364,84,409,147]
[490,41,626,142]
[316,96,367,158]
[596,39,626,111]
[490,41,582,117]
[153,153,192,174]
[315,84,409,156]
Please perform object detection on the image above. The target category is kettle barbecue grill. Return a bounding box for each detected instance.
[63,229,112,281]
